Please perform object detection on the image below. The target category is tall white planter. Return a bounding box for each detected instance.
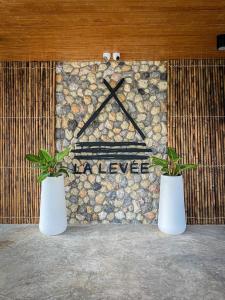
[158,175,186,235]
[39,175,67,236]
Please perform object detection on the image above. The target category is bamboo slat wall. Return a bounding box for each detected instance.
[168,59,225,224]
[0,62,55,224]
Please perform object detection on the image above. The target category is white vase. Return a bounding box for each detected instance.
[39,175,67,236]
[158,175,186,235]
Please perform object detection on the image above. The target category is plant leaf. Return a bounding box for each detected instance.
[167,147,180,162]
[38,150,46,163]
[33,165,49,171]
[161,166,169,174]
[25,154,41,163]
[37,173,50,183]
[151,156,168,168]
[55,147,70,162]
[39,149,53,162]
[178,164,198,172]
[58,168,69,177]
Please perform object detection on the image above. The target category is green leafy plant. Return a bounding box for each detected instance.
[150,147,197,176]
[25,148,70,182]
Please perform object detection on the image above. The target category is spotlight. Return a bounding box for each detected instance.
[113,52,120,61]
[103,53,111,62]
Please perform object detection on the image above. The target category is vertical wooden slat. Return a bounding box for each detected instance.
[0,61,55,224]
[168,59,225,224]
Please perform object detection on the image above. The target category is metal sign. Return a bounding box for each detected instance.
[71,78,152,174]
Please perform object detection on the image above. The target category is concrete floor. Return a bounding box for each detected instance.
[0,225,225,300]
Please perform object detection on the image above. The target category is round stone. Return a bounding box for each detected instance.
[77,88,83,97]
[69,218,77,225]
[160,102,167,112]
[158,65,166,73]
[153,133,161,141]
[161,123,167,135]
[56,128,65,139]
[99,113,107,122]
[56,74,62,83]
[141,180,149,189]
[151,106,160,115]
[135,73,141,80]
[136,214,144,221]
[109,112,116,121]
[113,128,121,134]
[79,189,87,198]
[71,104,80,114]
[118,94,126,102]
[145,211,156,220]
[56,85,63,92]
[121,121,129,130]
[88,174,95,184]
[96,194,105,205]
[140,65,149,72]
[84,181,91,189]
[88,104,94,114]
[69,196,78,204]
[94,205,102,213]
[111,73,121,82]
[158,81,167,91]
[65,96,74,104]
[98,64,107,71]
[138,80,148,89]
[87,73,96,83]
[136,102,145,112]
[115,211,125,220]
[84,89,92,96]
[126,212,135,220]
[114,200,123,208]
[93,182,102,191]
[150,95,157,102]
[87,206,93,214]
[90,84,97,91]
[117,189,125,199]
[150,78,159,85]
[72,68,79,75]
[65,129,73,141]
[122,65,131,72]
[84,95,92,105]
[127,132,135,139]
[69,83,78,91]
[63,64,73,73]
[124,84,131,92]
[71,204,78,213]
[153,124,161,133]
[137,114,146,122]
[132,200,141,213]
[116,112,123,121]
[98,211,107,220]
[76,214,85,221]
[68,119,78,131]
[92,213,98,221]
[107,212,115,221]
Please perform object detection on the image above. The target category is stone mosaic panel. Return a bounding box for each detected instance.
[56,61,167,224]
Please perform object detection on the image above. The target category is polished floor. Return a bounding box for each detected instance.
[0,225,225,300]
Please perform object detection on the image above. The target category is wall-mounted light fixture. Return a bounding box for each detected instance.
[217,34,225,50]
[113,52,120,61]
[103,52,111,62]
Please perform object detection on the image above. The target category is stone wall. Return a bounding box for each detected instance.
[56,61,167,224]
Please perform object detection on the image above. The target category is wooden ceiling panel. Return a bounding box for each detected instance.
[0,0,225,60]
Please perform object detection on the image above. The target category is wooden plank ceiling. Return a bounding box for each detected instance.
[1,0,225,60]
